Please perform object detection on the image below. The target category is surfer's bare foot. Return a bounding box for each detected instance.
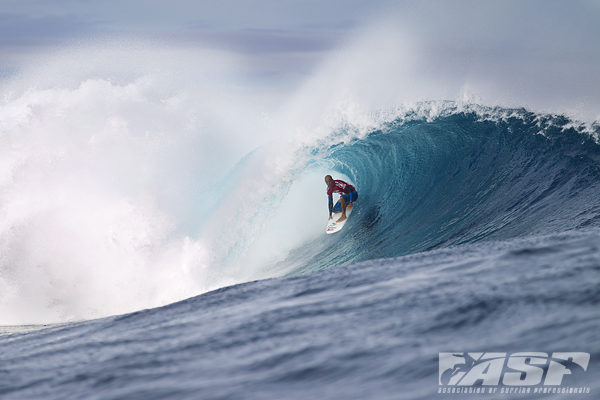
[337,215,347,223]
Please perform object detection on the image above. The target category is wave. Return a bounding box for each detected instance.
[282,104,600,274]
[1,43,599,325]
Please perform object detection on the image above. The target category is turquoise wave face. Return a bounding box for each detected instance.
[289,107,600,274]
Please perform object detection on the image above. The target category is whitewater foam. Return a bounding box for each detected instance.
[0,35,373,324]
[0,41,287,324]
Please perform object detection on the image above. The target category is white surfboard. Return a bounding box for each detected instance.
[326,206,353,234]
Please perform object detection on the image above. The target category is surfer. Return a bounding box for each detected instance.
[325,175,358,223]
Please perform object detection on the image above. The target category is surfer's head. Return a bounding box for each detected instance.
[325,175,334,187]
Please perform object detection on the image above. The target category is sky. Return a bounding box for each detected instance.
[0,0,599,120]
[0,0,380,80]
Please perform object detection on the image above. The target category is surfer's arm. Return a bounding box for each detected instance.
[328,196,333,218]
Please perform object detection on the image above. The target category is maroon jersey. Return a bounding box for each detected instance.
[326,180,356,199]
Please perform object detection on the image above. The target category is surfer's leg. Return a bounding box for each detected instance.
[337,196,347,222]
[332,201,342,213]
[347,191,356,211]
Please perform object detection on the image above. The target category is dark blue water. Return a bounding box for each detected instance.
[2,105,600,399]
